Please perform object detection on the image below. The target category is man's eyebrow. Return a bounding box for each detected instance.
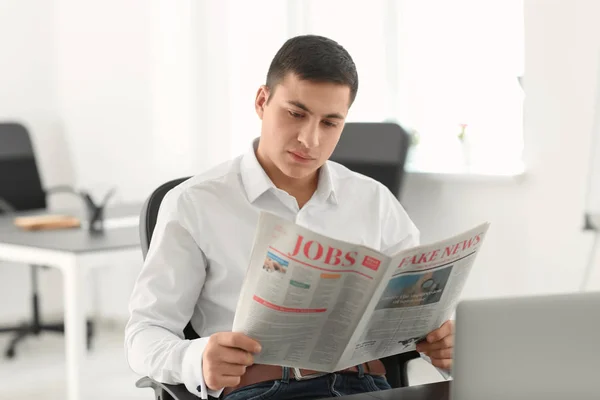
[287,100,345,120]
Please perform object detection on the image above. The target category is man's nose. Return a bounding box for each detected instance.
[297,121,319,148]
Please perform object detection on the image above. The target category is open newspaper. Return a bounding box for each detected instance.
[232,211,490,372]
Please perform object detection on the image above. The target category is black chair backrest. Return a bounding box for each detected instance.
[330,122,410,198]
[139,177,198,340]
[0,122,47,212]
[139,177,191,259]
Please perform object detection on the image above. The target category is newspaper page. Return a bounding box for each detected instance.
[336,222,490,370]
[232,211,490,372]
[232,212,394,372]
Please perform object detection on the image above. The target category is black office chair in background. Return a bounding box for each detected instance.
[135,121,419,398]
[0,122,94,358]
[330,122,411,199]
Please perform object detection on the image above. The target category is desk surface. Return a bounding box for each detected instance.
[341,381,449,400]
[0,203,141,253]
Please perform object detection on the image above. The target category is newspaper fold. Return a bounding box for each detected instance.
[232,211,490,372]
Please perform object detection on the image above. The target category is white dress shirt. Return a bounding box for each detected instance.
[125,140,420,399]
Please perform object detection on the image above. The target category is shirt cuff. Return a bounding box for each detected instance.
[420,353,452,380]
[181,337,225,399]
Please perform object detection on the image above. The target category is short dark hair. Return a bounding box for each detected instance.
[266,35,359,106]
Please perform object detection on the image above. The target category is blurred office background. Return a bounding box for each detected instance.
[1,0,599,399]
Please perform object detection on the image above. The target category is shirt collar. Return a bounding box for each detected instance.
[315,161,338,205]
[240,138,338,205]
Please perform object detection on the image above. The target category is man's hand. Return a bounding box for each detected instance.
[202,332,262,391]
[416,320,454,370]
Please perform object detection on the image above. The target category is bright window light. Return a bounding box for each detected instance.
[213,0,525,175]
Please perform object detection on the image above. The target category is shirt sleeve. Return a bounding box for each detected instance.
[378,186,420,254]
[124,188,222,399]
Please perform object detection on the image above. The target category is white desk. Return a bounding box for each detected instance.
[0,204,141,400]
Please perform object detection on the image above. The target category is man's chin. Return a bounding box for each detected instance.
[278,163,319,180]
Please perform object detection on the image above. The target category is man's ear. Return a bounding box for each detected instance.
[255,85,270,120]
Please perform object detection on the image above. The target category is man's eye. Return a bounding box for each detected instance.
[288,110,303,119]
[322,120,337,128]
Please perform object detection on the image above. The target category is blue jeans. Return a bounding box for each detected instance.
[223,365,392,400]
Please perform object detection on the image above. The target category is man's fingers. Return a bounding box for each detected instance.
[218,347,255,366]
[417,335,453,352]
[217,362,248,377]
[204,332,261,391]
[429,335,454,351]
[426,320,454,343]
[217,332,262,353]
[204,363,243,391]
[428,347,453,360]
[213,375,242,389]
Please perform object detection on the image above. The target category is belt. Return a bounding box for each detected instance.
[223,360,386,397]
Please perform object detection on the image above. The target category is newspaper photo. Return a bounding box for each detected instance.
[232,211,490,372]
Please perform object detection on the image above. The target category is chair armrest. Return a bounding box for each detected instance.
[136,377,220,400]
[136,377,198,400]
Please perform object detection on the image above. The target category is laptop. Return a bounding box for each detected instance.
[451,291,600,400]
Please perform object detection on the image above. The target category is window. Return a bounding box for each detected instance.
[395,0,525,174]
[196,0,525,175]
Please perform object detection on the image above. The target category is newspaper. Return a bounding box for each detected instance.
[232,211,490,372]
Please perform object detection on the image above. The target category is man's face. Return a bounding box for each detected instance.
[255,73,351,180]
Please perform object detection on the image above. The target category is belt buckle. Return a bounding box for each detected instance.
[293,368,327,381]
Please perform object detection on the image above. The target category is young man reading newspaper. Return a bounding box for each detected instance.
[125,35,454,400]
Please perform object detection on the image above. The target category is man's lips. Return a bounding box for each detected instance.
[288,151,315,160]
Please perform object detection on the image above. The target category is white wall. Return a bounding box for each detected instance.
[54,0,158,202]
[402,0,600,299]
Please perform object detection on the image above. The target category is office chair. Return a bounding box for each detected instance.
[0,122,94,358]
[330,122,410,199]
[135,177,422,400]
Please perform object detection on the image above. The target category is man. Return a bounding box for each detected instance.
[125,35,454,400]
